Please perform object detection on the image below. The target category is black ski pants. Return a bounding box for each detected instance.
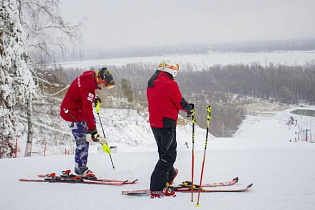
[150,127,177,191]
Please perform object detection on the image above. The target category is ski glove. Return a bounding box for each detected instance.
[94,95,102,107]
[87,129,108,145]
[86,134,108,145]
[187,103,195,117]
[90,129,101,142]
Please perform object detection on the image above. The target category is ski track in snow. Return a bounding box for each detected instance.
[1,106,315,210]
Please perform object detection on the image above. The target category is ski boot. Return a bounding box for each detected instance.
[75,169,97,180]
[150,187,176,198]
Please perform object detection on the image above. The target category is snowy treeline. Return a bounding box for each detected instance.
[49,61,315,137]
[0,0,36,158]
[54,61,315,105]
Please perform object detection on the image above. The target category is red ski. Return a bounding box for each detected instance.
[37,174,137,184]
[122,183,253,196]
[20,170,137,186]
[37,170,137,184]
[177,177,238,188]
[19,178,133,186]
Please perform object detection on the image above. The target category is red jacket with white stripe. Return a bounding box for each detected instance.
[147,70,193,128]
[60,71,99,131]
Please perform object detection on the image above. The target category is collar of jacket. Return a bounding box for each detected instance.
[160,71,174,80]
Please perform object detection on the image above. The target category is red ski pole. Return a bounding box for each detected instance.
[196,106,211,207]
[191,109,196,202]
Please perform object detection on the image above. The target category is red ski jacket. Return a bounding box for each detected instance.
[147,70,192,128]
[60,71,99,131]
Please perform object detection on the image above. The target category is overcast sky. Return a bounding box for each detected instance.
[60,0,315,50]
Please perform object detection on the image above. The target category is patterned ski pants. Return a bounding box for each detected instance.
[68,121,90,174]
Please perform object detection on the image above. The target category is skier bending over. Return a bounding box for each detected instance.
[60,67,115,177]
[147,59,194,198]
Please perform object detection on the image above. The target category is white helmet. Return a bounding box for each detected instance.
[157,59,179,78]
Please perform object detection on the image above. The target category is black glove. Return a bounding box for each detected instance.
[90,129,100,142]
[187,103,195,117]
[93,95,102,107]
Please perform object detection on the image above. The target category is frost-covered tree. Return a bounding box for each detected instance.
[0,0,36,158]
[18,0,83,66]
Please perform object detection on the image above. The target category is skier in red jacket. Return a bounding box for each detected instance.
[147,59,194,198]
[60,67,115,177]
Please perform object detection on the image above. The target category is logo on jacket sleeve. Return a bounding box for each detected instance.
[78,78,81,87]
[87,93,94,102]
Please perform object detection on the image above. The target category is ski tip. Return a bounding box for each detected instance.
[247,183,254,188]
[233,177,239,182]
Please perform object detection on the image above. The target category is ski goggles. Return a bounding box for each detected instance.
[158,63,179,71]
[106,84,115,89]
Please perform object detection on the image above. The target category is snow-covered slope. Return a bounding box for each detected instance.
[1,106,315,210]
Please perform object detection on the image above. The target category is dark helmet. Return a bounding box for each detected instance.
[95,67,115,89]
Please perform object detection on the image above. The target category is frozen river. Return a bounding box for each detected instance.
[58,50,315,70]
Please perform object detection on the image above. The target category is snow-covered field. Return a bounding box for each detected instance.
[1,105,315,210]
[59,51,315,70]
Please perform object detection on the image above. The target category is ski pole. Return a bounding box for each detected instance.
[95,101,115,169]
[64,109,78,124]
[191,109,196,202]
[196,106,211,207]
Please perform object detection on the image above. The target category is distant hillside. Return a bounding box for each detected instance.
[56,38,315,62]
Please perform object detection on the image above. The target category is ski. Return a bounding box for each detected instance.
[37,170,138,184]
[176,177,238,188]
[19,177,133,186]
[37,174,138,184]
[174,183,253,192]
[122,183,253,196]
[20,170,137,186]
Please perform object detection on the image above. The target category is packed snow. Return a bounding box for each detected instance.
[1,104,315,210]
